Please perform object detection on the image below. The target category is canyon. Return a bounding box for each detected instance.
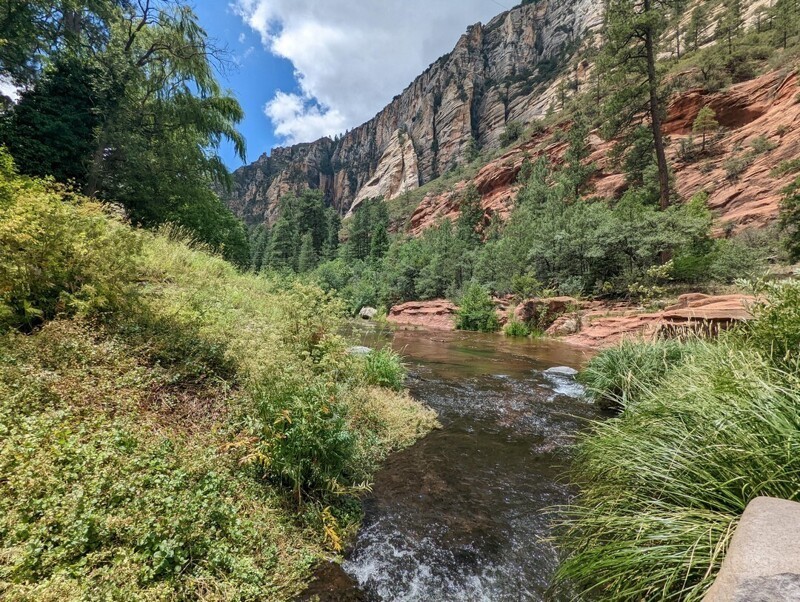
[224,0,603,225]
[224,0,796,237]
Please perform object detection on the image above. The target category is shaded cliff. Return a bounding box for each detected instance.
[224,0,602,226]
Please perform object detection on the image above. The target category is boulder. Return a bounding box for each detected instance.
[347,346,373,356]
[546,315,581,336]
[704,497,800,602]
[358,307,378,320]
[515,297,581,328]
[387,300,458,331]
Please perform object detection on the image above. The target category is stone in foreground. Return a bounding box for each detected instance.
[704,497,800,602]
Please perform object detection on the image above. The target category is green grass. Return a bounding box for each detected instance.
[503,319,531,337]
[0,161,438,599]
[556,281,800,601]
[578,338,700,411]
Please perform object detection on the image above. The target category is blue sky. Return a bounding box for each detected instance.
[192,1,511,169]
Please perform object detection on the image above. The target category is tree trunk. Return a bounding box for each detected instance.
[644,0,671,210]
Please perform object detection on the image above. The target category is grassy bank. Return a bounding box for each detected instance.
[0,154,437,600]
[555,281,800,600]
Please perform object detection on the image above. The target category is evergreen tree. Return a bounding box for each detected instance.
[345,206,372,261]
[456,184,484,247]
[693,106,719,152]
[718,0,744,56]
[1,56,105,183]
[268,199,299,270]
[370,222,390,260]
[689,4,708,50]
[323,210,341,260]
[250,226,270,272]
[298,232,318,273]
[601,0,673,209]
[773,0,800,49]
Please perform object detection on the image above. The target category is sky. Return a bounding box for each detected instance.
[192,1,511,169]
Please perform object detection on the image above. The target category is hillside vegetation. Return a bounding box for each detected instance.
[0,153,437,600]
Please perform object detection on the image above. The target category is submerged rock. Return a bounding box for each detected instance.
[296,561,365,602]
[347,346,373,356]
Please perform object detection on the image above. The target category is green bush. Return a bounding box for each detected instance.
[361,347,407,390]
[746,280,800,366]
[455,283,500,332]
[248,377,357,505]
[504,318,531,337]
[0,151,140,330]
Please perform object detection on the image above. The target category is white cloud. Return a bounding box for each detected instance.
[238,32,247,44]
[232,0,503,145]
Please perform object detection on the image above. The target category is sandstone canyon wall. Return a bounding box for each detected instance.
[224,0,603,226]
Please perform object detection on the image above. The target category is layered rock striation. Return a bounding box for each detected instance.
[225,0,602,225]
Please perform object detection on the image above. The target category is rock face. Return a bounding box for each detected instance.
[558,293,754,349]
[703,497,800,602]
[408,69,800,235]
[224,0,603,225]
[387,300,459,331]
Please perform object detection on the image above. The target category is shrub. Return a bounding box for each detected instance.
[770,158,800,178]
[247,377,357,505]
[746,280,800,366]
[500,121,524,146]
[455,283,500,332]
[723,154,752,181]
[0,152,140,330]
[750,134,777,154]
[557,281,800,601]
[503,318,531,337]
[361,347,407,390]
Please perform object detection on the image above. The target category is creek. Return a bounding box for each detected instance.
[335,328,600,601]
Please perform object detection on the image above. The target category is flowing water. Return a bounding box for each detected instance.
[339,328,601,602]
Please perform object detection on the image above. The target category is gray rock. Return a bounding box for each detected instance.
[358,307,378,320]
[543,366,579,377]
[704,497,800,602]
[347,346,373,356]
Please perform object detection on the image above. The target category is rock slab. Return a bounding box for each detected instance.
[704,497,800,602]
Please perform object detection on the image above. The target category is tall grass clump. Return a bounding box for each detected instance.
[555,281,800,601]
[503,317,532,337]
[578,338,700,411]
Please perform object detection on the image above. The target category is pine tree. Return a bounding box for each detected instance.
[456,184,484,247]
[250,226,270,272]
[689,4,708,50]
[268,213,299,270]
[719,0,744,56]
[298,232,318,272]
[693,106,719,152]
[345,206,372,261]
[601,0,673,209]
[370,223,390,260]
[773,0,800,49]
[323,210,341,260]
